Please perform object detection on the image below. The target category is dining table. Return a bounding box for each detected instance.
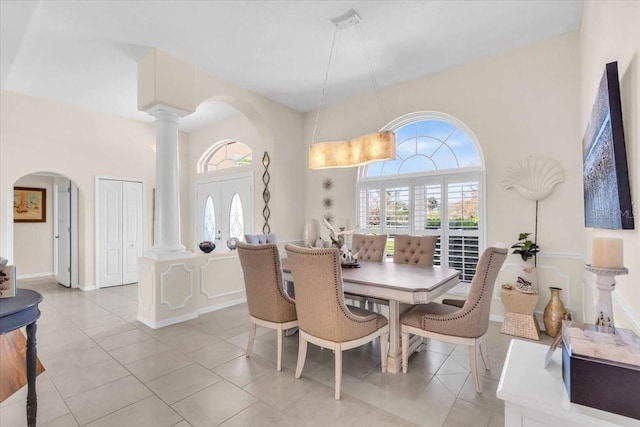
[281,258,460,373]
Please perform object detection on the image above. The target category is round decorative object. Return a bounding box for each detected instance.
[226,237,239,250]
[543,287,566,337]
[198,241,215,253]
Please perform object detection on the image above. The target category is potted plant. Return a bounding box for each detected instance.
[511,232,540,293]
[511,232,540,263]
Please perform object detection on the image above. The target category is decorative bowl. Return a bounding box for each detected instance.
[198,241,215,253]
[226,237,239,250]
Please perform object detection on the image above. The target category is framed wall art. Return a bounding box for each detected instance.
[583,61,634,230]
[13,187,46,223]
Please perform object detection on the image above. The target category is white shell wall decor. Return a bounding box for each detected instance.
[502,155,565,201]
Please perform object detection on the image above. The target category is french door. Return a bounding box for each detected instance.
[195,174,253,250]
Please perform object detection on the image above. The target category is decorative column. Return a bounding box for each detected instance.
[145,104,189,259]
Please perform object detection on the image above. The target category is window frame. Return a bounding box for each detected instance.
[356,112,486,294]
[197,139,253,173]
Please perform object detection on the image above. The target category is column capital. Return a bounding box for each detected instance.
[145,104,189,121]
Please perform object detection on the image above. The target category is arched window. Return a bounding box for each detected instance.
[357,112,485,283]
[198,140,252,173]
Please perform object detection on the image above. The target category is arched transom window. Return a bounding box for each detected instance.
[198,140,252,173]
[357,112,485,283]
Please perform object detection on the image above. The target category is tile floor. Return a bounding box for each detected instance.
[1,277,552,427]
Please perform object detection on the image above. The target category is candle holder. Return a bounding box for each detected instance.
[585,264,629,329]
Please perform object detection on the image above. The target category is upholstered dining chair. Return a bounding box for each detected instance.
[400,246,508,393]
[236,241,297,371]
[244,233,278,244]
[393,235,438,266]
[284,244,389,400]
[351,233,387,262]
[345,233,388,308]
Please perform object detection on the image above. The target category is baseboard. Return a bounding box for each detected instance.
[16,272,54,280]
[136,312,198,329]
[196,297,247,316]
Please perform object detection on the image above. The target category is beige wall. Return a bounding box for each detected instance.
[580,0,640,333]
[302,32,585,322]
[0,90,158,289]
[13,174,54,277]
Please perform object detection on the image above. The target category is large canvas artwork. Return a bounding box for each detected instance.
[583,62,634,230]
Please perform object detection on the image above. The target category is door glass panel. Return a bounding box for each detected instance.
[229,193,244,239]
[203,196,216,241]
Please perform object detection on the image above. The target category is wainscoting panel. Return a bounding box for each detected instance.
[160,263,193,310]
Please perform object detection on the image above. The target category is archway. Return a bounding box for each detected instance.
[10,171,80,288]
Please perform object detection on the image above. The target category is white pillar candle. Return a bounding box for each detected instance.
[592,238,623,269]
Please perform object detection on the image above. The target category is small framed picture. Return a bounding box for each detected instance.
[0,265,17,298]
[14,187,46,223]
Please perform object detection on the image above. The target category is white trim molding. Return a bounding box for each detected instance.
[160,262,193,310]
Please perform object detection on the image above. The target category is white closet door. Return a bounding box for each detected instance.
[99,179,124,287]
[98,179,144,287]
[122,181,143,284]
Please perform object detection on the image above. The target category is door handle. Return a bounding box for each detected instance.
[54,235,59,239]
[129,244,134,247]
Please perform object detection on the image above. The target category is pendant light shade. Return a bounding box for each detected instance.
[308,10,396,170]
[309,131,395,170]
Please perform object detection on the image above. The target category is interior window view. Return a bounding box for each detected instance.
[1,2,638,427]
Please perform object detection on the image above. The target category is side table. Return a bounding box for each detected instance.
[0,289,43,427]
[500,287,540,340]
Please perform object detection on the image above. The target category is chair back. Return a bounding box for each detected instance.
[244,233,278,244]
[285,244,381,342]
[442,246,507,337]
[351,234,387,262]
[236,241,296,323]
[393,235,437,266]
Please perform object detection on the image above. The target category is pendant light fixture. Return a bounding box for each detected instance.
[309,10,396,170]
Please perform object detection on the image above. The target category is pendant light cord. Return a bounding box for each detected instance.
[356,22,387,125]
[312,26,341,144]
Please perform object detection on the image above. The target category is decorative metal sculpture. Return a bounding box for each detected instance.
[262,152,271,234]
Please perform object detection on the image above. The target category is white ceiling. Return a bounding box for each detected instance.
[1,1,583,132]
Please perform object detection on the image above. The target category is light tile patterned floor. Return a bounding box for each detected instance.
[0,277,552,426]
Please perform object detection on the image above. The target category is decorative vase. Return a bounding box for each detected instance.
[515,260,538,294]
[543,287,566,338]
[303,219,318,247]
[198,241,215,253]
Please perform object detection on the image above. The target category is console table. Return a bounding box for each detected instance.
[497,339,640,427]
[0,289,43,427]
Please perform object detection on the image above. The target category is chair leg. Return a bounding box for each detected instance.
[468,342,482,393]
[401,330,409,374]
[295,336,308,379]
[380,332,388,373]
[334,344,342,400]
[246,321,257,358]
[479,338,491,371]
[276,325,283,371]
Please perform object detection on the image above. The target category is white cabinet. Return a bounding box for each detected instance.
[497,339,640,427]
[97,178,144,288]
